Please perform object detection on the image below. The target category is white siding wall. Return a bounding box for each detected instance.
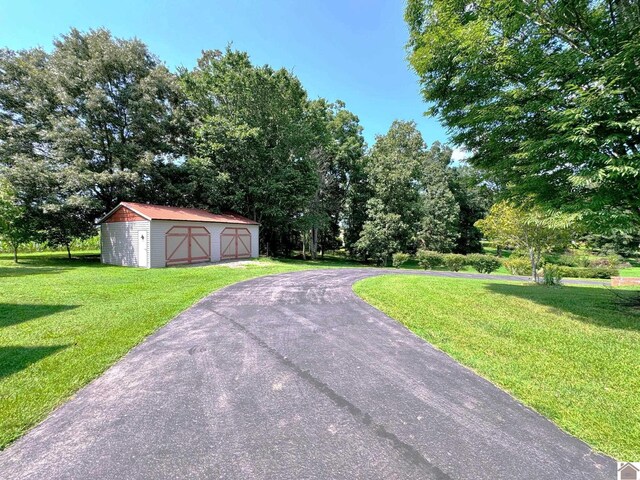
[149,221,260,268]
[100,221,150,267]
[248,224,259,258]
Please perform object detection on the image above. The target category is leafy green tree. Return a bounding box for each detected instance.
[354,199,408,266]
[419,144,459,252]
[343,155,372,256]
[475,201,571,281]
[0,178,32,262]
[449,165,496,254]
[406,0,640,229]
[0,28,187,246]
[300,100,365,259]
[45,28,189,212]
[366,120,425,224]
[181,48,318,255]
[356,121,426,260]
[4,154,97,258]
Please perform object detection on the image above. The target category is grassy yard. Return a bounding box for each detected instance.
[353,275,640,460]
[0,252,340,449]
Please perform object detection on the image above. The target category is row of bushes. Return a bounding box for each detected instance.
[503,257,619,278]
[392,251,503,274]
[556,266,619,279]
[544,253,623,269]
[393,250,619,279]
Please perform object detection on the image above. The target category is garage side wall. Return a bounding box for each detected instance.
[248,224,259,257]
[101,221,150,267]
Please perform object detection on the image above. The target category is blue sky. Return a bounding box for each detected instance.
[0,0,451,149]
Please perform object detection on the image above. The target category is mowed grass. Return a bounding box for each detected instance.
[0,252,328,449]
[353,275,640,459]
[621,266,640,277]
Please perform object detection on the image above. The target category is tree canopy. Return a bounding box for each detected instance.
[406,0,640,229]
[0,28,188,251]
[476,201,572,280]
[354,121,489,264]
[0,28,492,258]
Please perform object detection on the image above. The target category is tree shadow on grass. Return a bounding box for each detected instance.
[0,304,79,328]
[485,283,640,332]
[0,267,70,278]
[0,345,70,379]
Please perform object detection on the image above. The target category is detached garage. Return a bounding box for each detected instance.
[98,202,259,268]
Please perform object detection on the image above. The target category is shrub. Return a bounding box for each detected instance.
[542,265,563,286]
[503,257,531,276]
[574,255,592,267]
[509,249,528,259]
[556,266,619,279]
[442,253,466,272]
[589,255,623,269]
[392,252,410,269]
[467,254,502,274]
[416,250,443,270]
[555,254,591,267]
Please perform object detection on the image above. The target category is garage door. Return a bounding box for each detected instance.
[220,227,251,260]
[165,226,211,265]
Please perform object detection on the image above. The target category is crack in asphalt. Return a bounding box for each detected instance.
[208,307,453,480]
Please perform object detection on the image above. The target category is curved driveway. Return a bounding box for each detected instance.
[0,269,614,479]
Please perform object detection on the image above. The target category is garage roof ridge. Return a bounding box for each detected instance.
[97,201,259,225]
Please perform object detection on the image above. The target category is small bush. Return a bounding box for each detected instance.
[556,266,619,279]
[467,254,502,274]
[542,265,563,286]
[392,252,410,269]
[509,249,529,259]
[503,257,531,276]
[574,255,592,267]
[416,250,443,270]
[442,253,466,272]
[589,255,623,269]
[553,254,587,267]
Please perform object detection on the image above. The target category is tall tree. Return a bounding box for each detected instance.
[0,28,187,245]
[45,28,189,212]
[355,121,426,262]
[418,142,460,252]
[181,48,318,255]
[301,100,366,259]
[406,0,640,229]
[449,165,496,254]
[419,160,459,252]
[342,154,372,256]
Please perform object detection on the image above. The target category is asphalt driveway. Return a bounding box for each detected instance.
[0,269,615,479]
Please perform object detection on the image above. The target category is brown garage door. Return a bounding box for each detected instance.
[165,226,211,265]
[220,227,251,260]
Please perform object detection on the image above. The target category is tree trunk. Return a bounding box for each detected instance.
[529,247,538,282]
[66,244,71,259]
[310,226,318,260]
[302,231,309,260]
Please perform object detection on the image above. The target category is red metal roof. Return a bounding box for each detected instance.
[98,202,259,225]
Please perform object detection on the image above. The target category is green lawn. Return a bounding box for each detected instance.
[353,275,640,460]
[0,252,338,449]
[620,265,640,277]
